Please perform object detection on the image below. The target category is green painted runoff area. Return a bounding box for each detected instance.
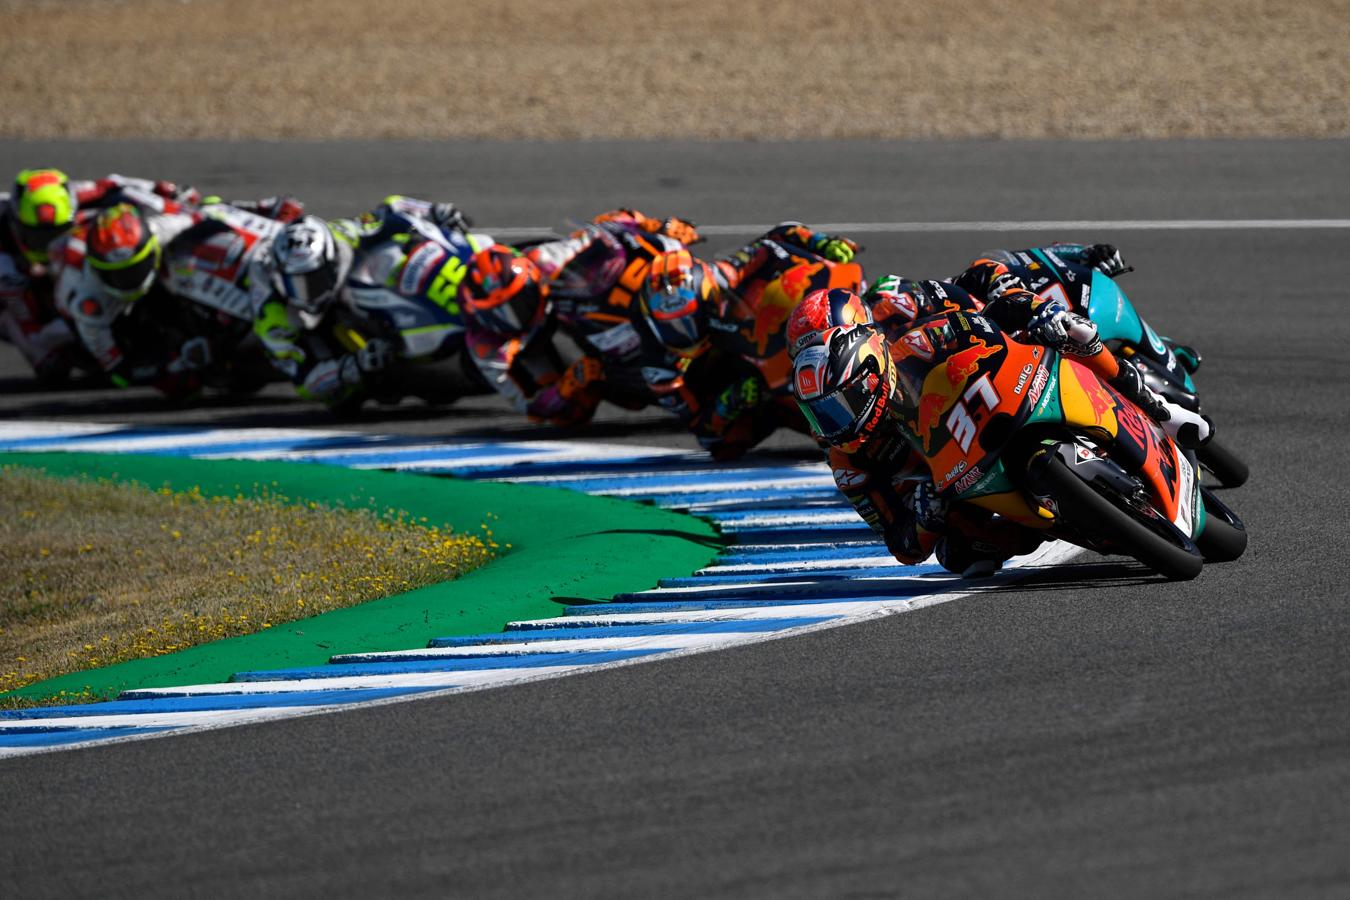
[1,451,723,703]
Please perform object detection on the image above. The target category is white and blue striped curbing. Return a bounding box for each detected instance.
[0,421,1078,757]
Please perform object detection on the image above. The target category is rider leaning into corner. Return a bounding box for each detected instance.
[641,222,862,458]
[459,213,860,454]
[249,196,486,412]
[787,271,1212,578]
[458,207,702,425]
[50,191,305,399]
[0,168,199,382]
[953,241,1203,374]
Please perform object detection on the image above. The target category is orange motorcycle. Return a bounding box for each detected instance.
[895,310,1246,580]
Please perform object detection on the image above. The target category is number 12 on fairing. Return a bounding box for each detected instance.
[946,374,1000,452]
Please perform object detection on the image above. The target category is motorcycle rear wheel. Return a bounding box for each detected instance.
[1040,456,1204,581]
[1195,487,1248,562]
[1197,438,1249,488]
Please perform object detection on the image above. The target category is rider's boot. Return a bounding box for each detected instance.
[1109,358,1213,448]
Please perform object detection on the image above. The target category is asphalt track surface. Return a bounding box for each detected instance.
[1,140,1348,898]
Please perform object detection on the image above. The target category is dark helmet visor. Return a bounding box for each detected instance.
[282,265,340,314]
[472,281,545,335]
[95,254,157,293]
[13,219,67,261]
[647,283,705,353]
[799,365,880,442]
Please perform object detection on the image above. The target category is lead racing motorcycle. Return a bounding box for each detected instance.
[892,310,1246,579]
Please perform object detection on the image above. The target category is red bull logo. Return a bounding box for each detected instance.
[943,337,1000,387]
[778,264,816,302]
[754,264,821,354]
[916,390,949,451]
[913,338,1001,452]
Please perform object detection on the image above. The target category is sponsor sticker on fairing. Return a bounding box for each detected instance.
[399,242,447,296]
[952,465,984,493]
[1173,449,1196,536]
[1145,322,1169,355]
[1027,365,1050,407]
[176,270,251,319]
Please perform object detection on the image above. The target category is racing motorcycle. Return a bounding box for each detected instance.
[677,242,866,457]
[1004,249,1249,487]
[895,310,1246,580]
[157,206,291,395]
[331,230,493,408]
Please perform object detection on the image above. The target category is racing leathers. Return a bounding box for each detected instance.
[685,222,862,457]
[468,209,699,424]
[250,199,488,409]
[49,191,200,394]
[846,271,1207,575]
[0,173,196,381]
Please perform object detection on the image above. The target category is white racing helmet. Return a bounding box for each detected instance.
[271,215,354,326]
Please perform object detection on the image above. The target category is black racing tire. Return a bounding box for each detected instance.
[1195,488,1248,562]
[1039,456,1204,581]
[1197,438,1249,488]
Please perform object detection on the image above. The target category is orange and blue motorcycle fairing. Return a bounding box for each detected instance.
[891,311,1204,539]
[717,258,864,389]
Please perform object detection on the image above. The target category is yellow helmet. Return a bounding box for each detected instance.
[9,168,76,263]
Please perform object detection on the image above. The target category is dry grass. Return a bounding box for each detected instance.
[0,466,497,699]
[1,0,1347,140]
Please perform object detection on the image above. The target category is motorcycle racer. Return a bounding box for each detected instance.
[789,283,1210,576]
[49,187,306,399]
[461,208,701,424]
[961,242,1129,285]
[653,222,862,457]
[459,211,861,448]
[250,198,487,410]
[954,242,1202,374]
[50,197,203,397]
[0,168,198,381]
[862,264,1212,447]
